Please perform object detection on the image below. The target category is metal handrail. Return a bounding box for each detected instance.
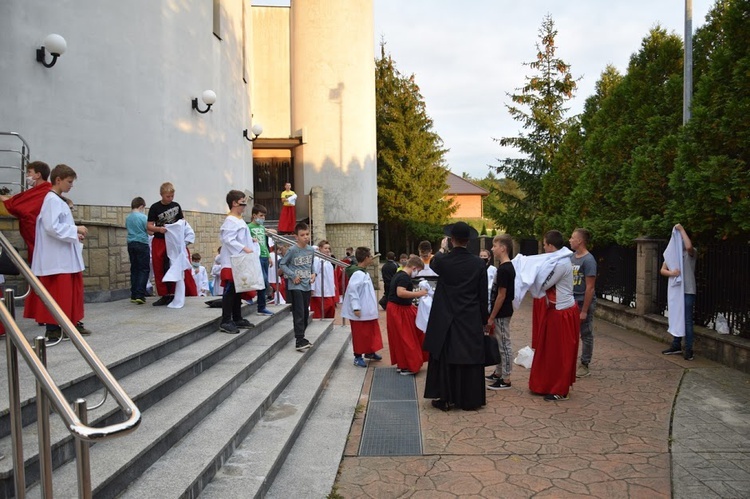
[1,229,141,498]
[0,132,30,194]
[0,231,141,440]
[269,231,349,268]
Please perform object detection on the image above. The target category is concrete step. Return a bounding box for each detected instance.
[0,308,284,495]
[196,325,354,499]
[0,299,258,437]
[23,318,333,499]
[0,302,289,497]
[266,336,367,498]
[118,320,343,499]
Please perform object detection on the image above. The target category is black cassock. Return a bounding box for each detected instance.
[423,246,488,410]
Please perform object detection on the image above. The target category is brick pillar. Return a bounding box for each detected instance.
[635,238,660,315]
[309,186,326,244]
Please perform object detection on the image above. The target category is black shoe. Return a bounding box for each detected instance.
[661,346,682,355]
[431,399,450,412]
[544,394,569,401]
[295,338,312,351]
[220,322,240,334]
[485,373,500,382]
[45,327,63,342]
[153,296,171,306]
[364,353,382,361]
[487,379,512,391]
[76,322,92,336]
[234,319,255,329]
[684,349,694,361]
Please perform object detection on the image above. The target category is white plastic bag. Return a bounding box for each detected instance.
[715,314,730,335]
[513,345,535,369]
[230,252,265,293]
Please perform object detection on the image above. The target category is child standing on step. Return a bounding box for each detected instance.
[279,222,316,351]
[342,247,383,367]
[31,164,89,340]
[217,190,258,334]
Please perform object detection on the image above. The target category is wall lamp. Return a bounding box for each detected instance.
[243,124,263,142]
[192,90,217,114]
[36,34,67,68]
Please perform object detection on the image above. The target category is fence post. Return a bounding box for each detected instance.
[634,237,660,315]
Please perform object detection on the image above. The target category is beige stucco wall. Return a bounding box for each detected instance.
[449,194,484,219]
[251,6,292,139]
[289,0,377,225]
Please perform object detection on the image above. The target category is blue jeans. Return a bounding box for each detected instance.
[671,294,695,351]
[127,241,150,300]
[256,256,269,311]
[577,299,595,365]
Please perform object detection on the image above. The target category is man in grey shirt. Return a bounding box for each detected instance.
[279,222,316,351]
[660,224,697,360]
[569,228,597,378]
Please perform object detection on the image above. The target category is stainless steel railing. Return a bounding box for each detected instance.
[0,230,141,498]
[269,232,350,321]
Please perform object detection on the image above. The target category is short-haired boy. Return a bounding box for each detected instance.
[126,196,150,304]
[31,164,89,340]
[311,239,336,318]
[247,203,274,316]
[342,247,384,367]
[485,234,515,390]
[279,222,316,351]
[217,190,258,334]
[147,182,198,305]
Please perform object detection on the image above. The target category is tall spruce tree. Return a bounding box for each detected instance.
[668,0,750,240]
[376,42,454,252]
[492,14,577,239]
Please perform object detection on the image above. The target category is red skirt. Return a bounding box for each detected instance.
[529,304,580,396]
[33,272,84,325]
[311,295,336,318]
[351,319,383,355]
[531,297,547,350]
[386,303,427,373]
[278,205,296,233]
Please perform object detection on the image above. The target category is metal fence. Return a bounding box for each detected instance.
[656,240,749,337]
[591,245,638,308]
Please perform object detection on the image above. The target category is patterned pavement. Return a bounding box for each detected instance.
[333,296,750,498]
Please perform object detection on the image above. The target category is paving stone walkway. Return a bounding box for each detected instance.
[334,297,750,498]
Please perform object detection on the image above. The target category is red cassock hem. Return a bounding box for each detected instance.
[386,303,427,373]
[529,304,580,396]
[311,296,336,318]
[351,319,383,355]
[278,206,296,233]
[33,272,85,325]
[531,297,547,350]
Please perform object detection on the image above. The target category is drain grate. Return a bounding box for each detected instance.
[359,367,422,456]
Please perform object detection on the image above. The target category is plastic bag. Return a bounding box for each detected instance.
[715,314,730,335]
[513,345,534,369]
[230,252,265,293]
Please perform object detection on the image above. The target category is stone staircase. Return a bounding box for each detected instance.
[0,299,362,498]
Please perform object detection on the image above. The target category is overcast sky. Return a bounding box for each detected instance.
[374,0,714,179]
[257,1,715,179]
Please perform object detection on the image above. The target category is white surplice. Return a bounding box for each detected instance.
[664,228,685,337]
[31,191,84,276]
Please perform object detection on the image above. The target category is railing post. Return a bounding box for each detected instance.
[635,238,660,315]
[75,399,92,499]
[34,337,53,499]
[5,288,25,499]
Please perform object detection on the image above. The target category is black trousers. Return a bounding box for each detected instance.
[288,289,311,339]
[221,281,243,324]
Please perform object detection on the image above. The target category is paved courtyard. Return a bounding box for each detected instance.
[334,297,750,498]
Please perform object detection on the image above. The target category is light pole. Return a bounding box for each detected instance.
[683,0,693,125]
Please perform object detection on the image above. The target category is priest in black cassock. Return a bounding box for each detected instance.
[423,222,488,411]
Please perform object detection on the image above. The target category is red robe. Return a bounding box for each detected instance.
[529,289,580,397]
[386,303,427,373]
[3,182,52,265]
[3,182,52,322]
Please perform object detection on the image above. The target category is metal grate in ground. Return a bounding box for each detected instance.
[359,367,422,456]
